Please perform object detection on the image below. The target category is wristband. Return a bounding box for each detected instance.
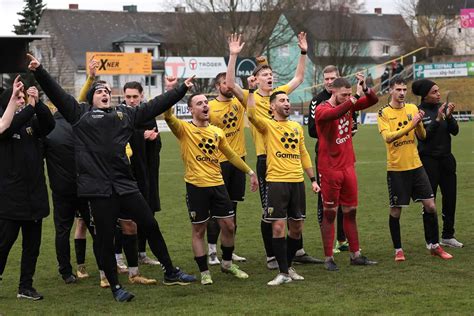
[310,176,316,182]
[248,88,256,93]
[363,86,369,93]
[354,94,361,100]
[300,51,307,55]
[248,170,255,176]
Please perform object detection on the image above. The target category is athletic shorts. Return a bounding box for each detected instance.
[186,182,234,224]
[319,166,358,208]
[387,167,434,207]
[221,157,246,202]
[264,182,306,221]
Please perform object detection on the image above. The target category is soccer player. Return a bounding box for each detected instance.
[315,75,378,271]
[377,78,453,261]
[246,77,320,286]
[0,81,55,300]
[29,54,196,302]
[412,79,462,248]
[226,33,322,268]
[207,72,247,265]
[164,93,258,285]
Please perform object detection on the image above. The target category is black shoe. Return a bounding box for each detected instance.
[62,274,77,284]
[293,253,325,264]
[17,287,44,300]
[324,258,339,271]
[350,255,378,266]
[112,288,135,302]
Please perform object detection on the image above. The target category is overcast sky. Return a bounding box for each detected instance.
[0,0,398,35]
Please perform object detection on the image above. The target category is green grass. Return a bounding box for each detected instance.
[0,123,473,315]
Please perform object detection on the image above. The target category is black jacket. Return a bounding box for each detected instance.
[417,101,459,157]
[0,100,55,221]
[43,112,77,196]
[34,65,187,197]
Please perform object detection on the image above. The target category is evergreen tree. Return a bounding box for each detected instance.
[13,0,45,35]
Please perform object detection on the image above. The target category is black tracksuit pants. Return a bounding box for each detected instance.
[421,154,457,239]
[89,191,174,290]
[52,193,100,277]
[0,219,42,290]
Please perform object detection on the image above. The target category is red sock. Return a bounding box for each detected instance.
[321,210,336,257]
[343,209,360,253]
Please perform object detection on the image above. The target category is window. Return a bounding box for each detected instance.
[158,46,166,58]
[147,48,155,58]
[278,44,290,57]
[145,75,157,87]
[382,45,390,55]
[113,76,120,88]
[134,47,142,53]
[350,43,359,55]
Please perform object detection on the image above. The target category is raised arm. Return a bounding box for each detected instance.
[27,86,55,137]
[286,32,307,93]
[28,54,84,124]
[164,107,184,139]
[245,76,267,133]
[445,102,459,136]
[0,76,23,134]
[78,58,98,102]
[225,33,245,103]
[316,98,354,121]
[353,72,379,111]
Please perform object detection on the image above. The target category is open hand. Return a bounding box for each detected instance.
[228,33,245,55]
[297,32,308,53]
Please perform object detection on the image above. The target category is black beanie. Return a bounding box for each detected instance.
[86,82,111,105]
[0,88,13,111]
[412,79,436,99]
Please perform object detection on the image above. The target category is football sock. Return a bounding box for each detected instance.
[423,211,440,244]
[343,209,360,253]
[261,220,274,257]
[321,210,336,257]
[122,234,138,268]
[272,237,288,274]
[336,206,346,242]
[74,238,86,265]
[389,215,402,249]
[286,236,300,267]
[194,255,208,272]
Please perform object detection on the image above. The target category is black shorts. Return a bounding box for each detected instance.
[264,182,306,221]
[221,157,246,202]
[186,183,234,224]
[387,167,434,207]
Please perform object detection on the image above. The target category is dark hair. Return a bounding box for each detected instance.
[252,64,272,76]
[323,65,339,75]
[187,92,205,107]
[331,78,351,89]
[214,72,226,85]
[389,78,407,88]
[269,90,287,103]
[123,81,143,93]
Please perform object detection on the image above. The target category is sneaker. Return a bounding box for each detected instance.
[163,268,196,286]
[288,267,304,281]
[129,274,157,285]
[440,238,464,248]
[350,255,378,266]
[17,288,43,300]
[112,288,135,302]
[267,273,292,286]
[266,257,279,270]
[430,244,453,260]
[324,258,339,271]
[200,272,213,285]
[293,253,324,264]
[77,264,89,279]
[232,253,247,262]
[335,240,350,252]
[117,261,128,274]
[62,274,77,284]
[100,277,110,288]
[221,264,249,279]
[208,252,220,266]
[138,255,161,266]
[395,249,406,262]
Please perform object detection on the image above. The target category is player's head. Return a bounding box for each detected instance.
[253,56,273,92]
[330,78,352,105]
[389,78,407,104]
[214,72,233,99]
[0,85,26,110]
[322,65,339,92]
[87,80,111,108]
[187,93,209,122]
[270,91,290,119]
[412,79,439,104]
[123,81,144,107]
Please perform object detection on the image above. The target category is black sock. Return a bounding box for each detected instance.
[194,255,208,272]
[337,206,346,241]
[114,227,123,255]
[75,238,86,265]
[261,221,274,257]
[423,212,439,244]
[137,228,147,254]
[287,236,300,267]
[207,218,220,244]
[296,235,303,253]
[233,202,238,236]
[272,237,288,274]
[122,234,138,267]
[221,245,234,261]
[389,215,402,249]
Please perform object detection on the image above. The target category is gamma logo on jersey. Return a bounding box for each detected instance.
[280,131,298,149]
[198,137,216,154]
[223,111,238,128]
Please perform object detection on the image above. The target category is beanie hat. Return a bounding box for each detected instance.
[412,79,436,99]
[86,82,111,105]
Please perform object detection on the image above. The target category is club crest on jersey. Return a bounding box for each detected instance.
[267,207,274,215]
[117,111,123,120]
[214,133,218,141]
[232,104,238,112]
[190,211,196,220]
[26,127,33,135]
[407,114,412,121]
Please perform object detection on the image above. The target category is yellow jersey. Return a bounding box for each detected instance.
[242,85,291,156]
[248,108,312,182]
[208,97,246,162]
[377,103,426,171]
